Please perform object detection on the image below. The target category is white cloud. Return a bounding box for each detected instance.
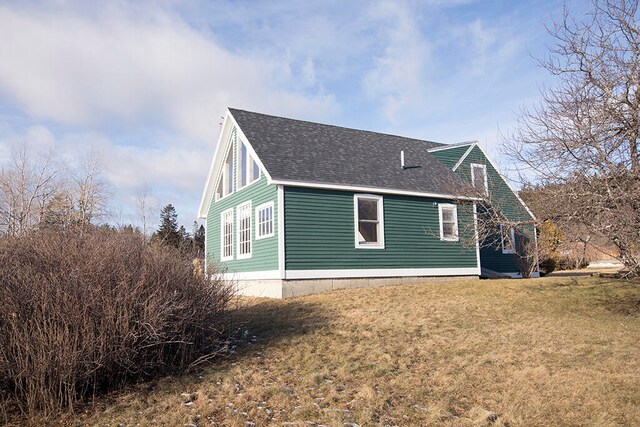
[363,1,432,122]
[0,3,336,144]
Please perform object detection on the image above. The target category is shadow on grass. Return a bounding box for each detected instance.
[593,282,640,316]
[226,297,333,353]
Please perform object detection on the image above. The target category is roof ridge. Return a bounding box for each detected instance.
[228,107,446,147]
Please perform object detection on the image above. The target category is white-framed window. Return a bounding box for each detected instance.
[501,224,516,254]
[439,203,459,241]
[354,194,385,249]
[471,163,488,196]
[215,139,235,201]
[236,201,252,259]
[238,141,260,189]
[255,202,274,239]
[220,208,234,261]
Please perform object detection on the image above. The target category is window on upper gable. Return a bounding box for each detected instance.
[471,163,488,196]
[239,141,260,189]
[354,195,385,249]
[439,204,459,242]
[216,142,235,201]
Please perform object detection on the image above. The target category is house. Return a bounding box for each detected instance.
[198,108,538,298]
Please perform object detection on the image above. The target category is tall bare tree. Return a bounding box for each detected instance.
[0,142,59,237]
[503,0,640,275]
[135,183,156,238]
[69,150,110,226]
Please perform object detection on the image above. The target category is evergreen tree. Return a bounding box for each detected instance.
[156,204,181,248]
[193,222,205,254]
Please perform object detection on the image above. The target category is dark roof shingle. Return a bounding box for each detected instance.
[229,108,471,197]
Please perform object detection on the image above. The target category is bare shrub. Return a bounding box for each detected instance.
[0,227,233,416]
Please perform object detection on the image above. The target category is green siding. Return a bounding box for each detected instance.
[284,187,478,271]
[429,145,473,169]
[449,145,534,273]
[205,129,278,273]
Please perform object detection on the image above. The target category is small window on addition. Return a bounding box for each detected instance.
[471,163,488,196]
[354,194,385,249]
[501,225,516,254]
[439,204,459,241]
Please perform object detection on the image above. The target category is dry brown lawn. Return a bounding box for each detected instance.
[41,276,640,426]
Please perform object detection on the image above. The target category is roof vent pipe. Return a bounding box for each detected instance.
[401,150,405,169]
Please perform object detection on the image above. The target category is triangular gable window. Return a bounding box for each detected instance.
[239,141,260,189]
[215,139,235,200]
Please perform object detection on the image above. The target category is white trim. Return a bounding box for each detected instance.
[533,223,540,274]
[284,267,480,280]
[236,201,252,259]
[269,179,481,201]
[473,202,481,271]
[469,145,537,220]
[438,203,459,242]
[500,224,516,254]
[426,140,478,152]
[204,220,208,272]
[277,185,285,279]
[223,270,281,280]
[198,112,233,218]
[470,163,489,196]
[220,208,234,261]
[354,194,385,249]
[255,201,275,240]
[452,143,478,171]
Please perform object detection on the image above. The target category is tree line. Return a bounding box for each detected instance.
[0,142,204,255]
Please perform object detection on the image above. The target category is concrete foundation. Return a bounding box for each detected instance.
[234,275,479,298]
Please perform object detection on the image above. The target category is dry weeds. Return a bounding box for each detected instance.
[31,276,640,426]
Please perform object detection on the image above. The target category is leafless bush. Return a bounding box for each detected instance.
[0,227,233,417]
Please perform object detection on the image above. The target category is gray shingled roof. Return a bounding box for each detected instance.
[229,108,472,197]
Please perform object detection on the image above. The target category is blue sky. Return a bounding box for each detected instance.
[0,0,579,229]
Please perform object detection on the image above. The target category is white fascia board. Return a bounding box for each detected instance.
[427,140,478,153]
[452,143,478,171]
[268,179,482,202]
[284,267,480,280]
[471,145,537,221]
[227,112,274,183]
[198,110,234,218]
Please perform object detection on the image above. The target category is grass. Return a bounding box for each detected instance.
[27,275,640,426]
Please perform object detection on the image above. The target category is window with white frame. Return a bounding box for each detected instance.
[439,203,459,241]
[501,224,516,254]
[256,202,274,239]
[471,163,488,196]
[354,195,384,248]
[237,202,252,258]
[238,141,260,189]
[220,209,234,261]
[215,140,235,200]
